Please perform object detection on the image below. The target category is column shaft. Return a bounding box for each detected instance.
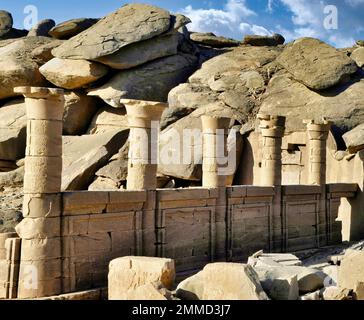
[122,99,167,190]
[258,114,286,186]
[201,116,231,188]
[305,120,332,186]
[14,87,64,299]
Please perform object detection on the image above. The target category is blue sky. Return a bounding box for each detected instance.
[2,0,364,47]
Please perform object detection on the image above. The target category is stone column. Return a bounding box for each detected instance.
[258,114,286,186]
[201,116,231,188]
[122,99,167,190]
[201,116,231,262]
[14,86,64,299]
[304,119,332,186]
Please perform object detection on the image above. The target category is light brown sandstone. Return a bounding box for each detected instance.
[339,249,364,290]
[201,263,269,300]
[108,256,175,300]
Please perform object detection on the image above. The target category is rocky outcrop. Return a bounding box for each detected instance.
[351,47,364,67]
[39,58,109,89]
[243,33,285,46]
[0,37,61,100]
[49,18,99,39]
[0,10,13,37]
[88,53,198,106]
[87,106,128,134]
[88,143,129,191]
[52,4,174,60]
[63,92,100,135]
[343,123,364,153]
[259,72,364,132]
[277,37,357,90]
[94,32,180,70]
[190,32,240,48]
[62,130,128,190]
[28,19,55,37]
[0,99,27,161]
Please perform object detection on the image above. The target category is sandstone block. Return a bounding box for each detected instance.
[23,194,61,218]
[15,217,60,240]
[108,256,175,300]
[201,263,269,300]
[176,271,204,300]
[339,249,364,290]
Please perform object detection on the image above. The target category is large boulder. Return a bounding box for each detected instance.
[277,37,357,90]
[181,263,268,300]
[243,33,285,46]
[94,31,180,69]
[62,130,128,190]
[176,272,205,300]
[87,53,198,107]
[0,99,27,161]
[28,19,55,37]
[343,123,364,153]
[0,10,13,37]
[49,18,99,40]
[190,32,240,48]
[87,106,128,134]
[259,72,364,132]
[39,58,109,89]
[0,28,28,40]
[350,47,364,68]
[166,45,282,133]
[339,249,364,291]
[89,142,129,191]
[63,92,100,135]
[0,37,61,100]
[255,265,326,294]
[189,45,281,84]
[108,256,175,300]
[52,4,173,60]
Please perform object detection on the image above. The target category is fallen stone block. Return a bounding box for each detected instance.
[339,249,364,290]
[176,271,204,300]
[201,263,269,300]
[256,265,326,294]
[108,256,175,300]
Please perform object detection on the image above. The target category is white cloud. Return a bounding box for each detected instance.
[329,35,355,48]
[267,0,275,13]
[181,0,269,39]
[279,0,322,26]
[239,23,272,36]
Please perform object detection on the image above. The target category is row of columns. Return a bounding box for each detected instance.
[14,86,333,298]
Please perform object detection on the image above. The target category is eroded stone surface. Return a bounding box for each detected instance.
[52,4,172,60]
[277,37,357,90]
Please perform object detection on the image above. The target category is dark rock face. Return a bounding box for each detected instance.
[0,10,13,37]
[28,19,56,37]
[49,18,99,39]
[243,33,285,46]
[190,32,241,48]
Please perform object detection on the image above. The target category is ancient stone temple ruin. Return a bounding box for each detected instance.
[0,86,360,299]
